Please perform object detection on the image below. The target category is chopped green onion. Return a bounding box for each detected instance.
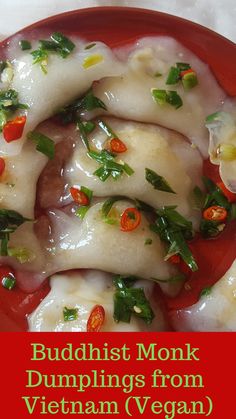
[74,186,93,219]
[98,119,117,138]
[176,62,191,71]
[84,43,96,50]
[113,276,154,324]
[63,306,78,322]
[19,40,32,51]
[166,66,180,84]
[82,121,96,134]
[200,287,212,298]
[76,120,90,150]
[75,206,89,219]
[0,60,7,74]
[205,112,223,123]
[150,206,197,272]
[145,168,176,193]
[151,88,183,109]
[51,32,75,58]
[2,275,16,290]
[27,131,55,159]
[0,209,31,256]
[80,90,107,111]
[102,196,125,217]
[145,238,152,245]
[88,149,134,182]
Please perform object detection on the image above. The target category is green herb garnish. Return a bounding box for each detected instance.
[56,90,107,124]
[113,275,154,324]
[27,131,55,159]
[63,306,78,322]
[152,88,183,109]
[0,209,31,256]
[166,66,181,85]
[87,149,134,182]
[75,186,93,219]
[19,40,32,51]
[84,43,96,50]
[151,206,198,272]
[200,286,212,298]
[31,32,75,73]
[0,60,7,74]
[145,238,153,245]
[145,168,176,193]
[98,119,117,138]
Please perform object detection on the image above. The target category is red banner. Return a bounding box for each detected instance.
[0,332,235,418]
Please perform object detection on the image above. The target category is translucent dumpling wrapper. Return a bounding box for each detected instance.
[66,117,202,223]
[0,38,125,156]
[28,270,167,332]
[206,111,236,192]
[93,36,226,157]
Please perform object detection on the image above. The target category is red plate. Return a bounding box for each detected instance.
[0,7,236,331]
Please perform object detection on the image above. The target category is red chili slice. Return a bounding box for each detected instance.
[180,68,195,77]
[217,181,236,203]
[120,207,141,232]
[110,138,127,153]
[3,116,26,143]
[70,187,89,206]
[87,305,105,332]
[203,205,227,222]
[168,254,181,264]
[0,157,5,176]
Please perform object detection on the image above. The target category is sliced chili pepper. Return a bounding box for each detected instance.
[0,265,16,290]
[217,181,236,203]
[110,138,127,153]
[120,207,141,232]
[203,205,227,222]
[70,187,89,206]
[168,254,181,264]
[87,305,105,332]
[0,157,5,176]
[3,116,26,143]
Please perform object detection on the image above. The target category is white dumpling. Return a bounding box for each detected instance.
[0,39,125,156]
[28,270,167,332]
[47,201,178,295]
[0,141,47,218]
[206,110,236,192]
[93,37,226,157]
[66,117,202,221]
[172,260,236,331]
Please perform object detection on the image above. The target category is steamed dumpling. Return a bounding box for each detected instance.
[28,270,167,332]
[66,117,202,221]
[93,37,226,157]
[47,201,178,295]
[0,39,125,156]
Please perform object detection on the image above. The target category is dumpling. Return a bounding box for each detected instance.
[66,117,202,221]
[28,270,167,332]
[93,36,226,157]
[47,200,178,295]
[0,38,125,156]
